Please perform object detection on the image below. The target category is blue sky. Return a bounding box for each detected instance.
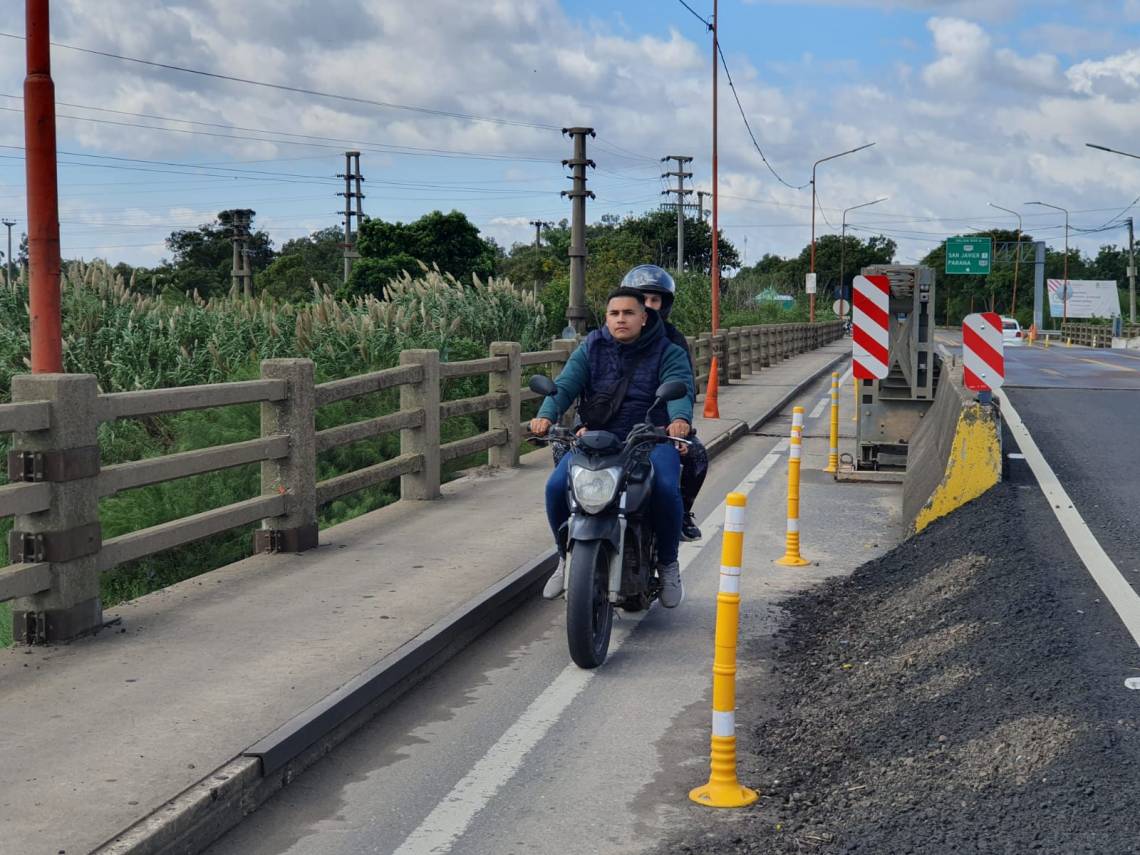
[2,1,1140,274]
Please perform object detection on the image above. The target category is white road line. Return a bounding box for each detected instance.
[838,366,853,387]
[809,397,829,419]
[999,393,1140,650]
[391,439,790,855]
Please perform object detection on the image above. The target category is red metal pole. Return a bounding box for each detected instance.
[703,0,721,419]
[710,0,719,337]
[25,0,63,373]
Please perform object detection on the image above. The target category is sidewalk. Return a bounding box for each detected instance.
[0,340,847,855]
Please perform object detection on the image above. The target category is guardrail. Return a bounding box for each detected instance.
[1060,322,1140,348]
[1,320,842,643]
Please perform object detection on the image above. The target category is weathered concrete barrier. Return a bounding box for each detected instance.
[902,363,1002,534]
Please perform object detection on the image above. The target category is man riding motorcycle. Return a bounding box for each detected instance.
[530,287,693,608]
[618,264,709,542]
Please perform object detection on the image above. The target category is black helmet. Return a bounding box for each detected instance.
[620,264,676,319]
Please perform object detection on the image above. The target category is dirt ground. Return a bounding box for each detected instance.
[662,480,1140,854]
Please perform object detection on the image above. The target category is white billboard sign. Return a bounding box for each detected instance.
[1046,279,1121,319]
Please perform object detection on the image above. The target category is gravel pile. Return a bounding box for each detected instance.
[666,481,1140,854]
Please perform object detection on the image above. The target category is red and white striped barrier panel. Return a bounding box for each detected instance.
[852,274,890,380]
[962,311,1004,391]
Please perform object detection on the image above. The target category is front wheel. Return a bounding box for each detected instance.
[566,540,614,669]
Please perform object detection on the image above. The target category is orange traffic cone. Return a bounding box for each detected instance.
[703,357,721,419]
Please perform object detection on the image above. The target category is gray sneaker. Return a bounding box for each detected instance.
[543,557,566,599]
[658,560,683,608]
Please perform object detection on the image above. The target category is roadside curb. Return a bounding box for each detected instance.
[92,347,846,855]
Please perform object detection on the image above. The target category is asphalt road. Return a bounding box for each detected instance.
[206,370,902,855]
[1001,344,1140,585]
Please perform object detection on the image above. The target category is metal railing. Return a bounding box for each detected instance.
[1060,322,1140,348]
[0,321,842,642]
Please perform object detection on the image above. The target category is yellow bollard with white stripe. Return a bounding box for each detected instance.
[790,403,804,439]
[852,377,859,422]
[824,373,839,474]
[690,493,758,809]
[776,408,810,567]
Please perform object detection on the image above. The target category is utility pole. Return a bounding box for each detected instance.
[661,155,693,271]
[24,0,62,372]
[561,127,595,335]
[2,219,15,287]
[1027,201,1069,325]
[224,209,255,298]
[697,190,710,222]
[338,151,365,283]
[1126,217,1135,323]
[528,219,552,299]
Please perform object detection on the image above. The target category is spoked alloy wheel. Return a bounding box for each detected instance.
[565,540,614,669]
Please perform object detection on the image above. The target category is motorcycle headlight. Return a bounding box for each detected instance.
[570,465,621,514]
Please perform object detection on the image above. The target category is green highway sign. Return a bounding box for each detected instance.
[945,237,993,275]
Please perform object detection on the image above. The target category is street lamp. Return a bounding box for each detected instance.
[839,197,888,325]
[988,203,1022,317]
[1026,201,1069,325]
[1086,143,1138,324]
[810,142,876,322]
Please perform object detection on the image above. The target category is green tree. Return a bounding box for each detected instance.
[160,212,274,299]
[258,226,344,301]
[348,210,498,297]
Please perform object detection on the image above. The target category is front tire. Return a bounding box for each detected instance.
[566,540,614,669]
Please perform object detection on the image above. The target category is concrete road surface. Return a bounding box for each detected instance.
[206,370,903,855]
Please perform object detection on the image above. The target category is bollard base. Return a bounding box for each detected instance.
[775,554,810,567]
[689,781,759,809]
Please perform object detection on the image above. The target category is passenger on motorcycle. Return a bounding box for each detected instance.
[618,264,709,542]
[529,287,693,608]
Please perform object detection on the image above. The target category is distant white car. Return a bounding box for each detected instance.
[1001,317,1024,346]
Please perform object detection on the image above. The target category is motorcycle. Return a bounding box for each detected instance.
[528,375,690,669]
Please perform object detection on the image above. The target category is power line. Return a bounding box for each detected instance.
[0,98,558,165]
[0,32,559,132]
[675,0,713,29]
[716,43,809,191]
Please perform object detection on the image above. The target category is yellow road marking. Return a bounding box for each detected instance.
[1078,357,1137,372]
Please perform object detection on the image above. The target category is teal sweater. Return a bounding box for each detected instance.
[536,336,695,426]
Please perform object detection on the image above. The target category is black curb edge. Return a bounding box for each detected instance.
[92,345,847,855]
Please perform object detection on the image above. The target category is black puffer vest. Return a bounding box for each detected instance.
[583,311,670,440]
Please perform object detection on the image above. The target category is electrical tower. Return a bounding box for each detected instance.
[562,128,595,335]
[697,190,710,222]
[223,209,255,298]
[661,155,693,271]
[2,218,15,287]
[529,219,553,298]
[338,151,365,283]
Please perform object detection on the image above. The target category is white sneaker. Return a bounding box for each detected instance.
[658,560,684,608]
[543,557,566,599]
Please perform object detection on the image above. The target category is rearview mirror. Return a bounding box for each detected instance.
[529,375,557,397]
[655,381,688,403]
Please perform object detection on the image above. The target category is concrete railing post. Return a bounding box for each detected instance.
[713,332,729,384]
[748,326,761,373]
[9,374,103,643]
[759,326,771,368]
[400,349,441,500]
[257,359,318,553]
[728,328,743,380]
[488,341,522,467]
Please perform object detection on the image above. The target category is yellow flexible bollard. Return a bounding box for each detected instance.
[690,492,758,809]
[791,403,804,439]
[851,377,858,422]
[776,410,810,567]
[824,373,839,474]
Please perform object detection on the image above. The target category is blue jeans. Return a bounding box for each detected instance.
[544,443,683,564]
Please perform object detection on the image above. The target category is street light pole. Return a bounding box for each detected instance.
[1027,201,1069,325]
[810,142,875,322]
[989,203,1022,317]
[1086,143,1140,324]
[840,197,888,325]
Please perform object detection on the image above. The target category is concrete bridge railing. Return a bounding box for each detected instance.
[1060,322,1140,348]
[0,320,844,643]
